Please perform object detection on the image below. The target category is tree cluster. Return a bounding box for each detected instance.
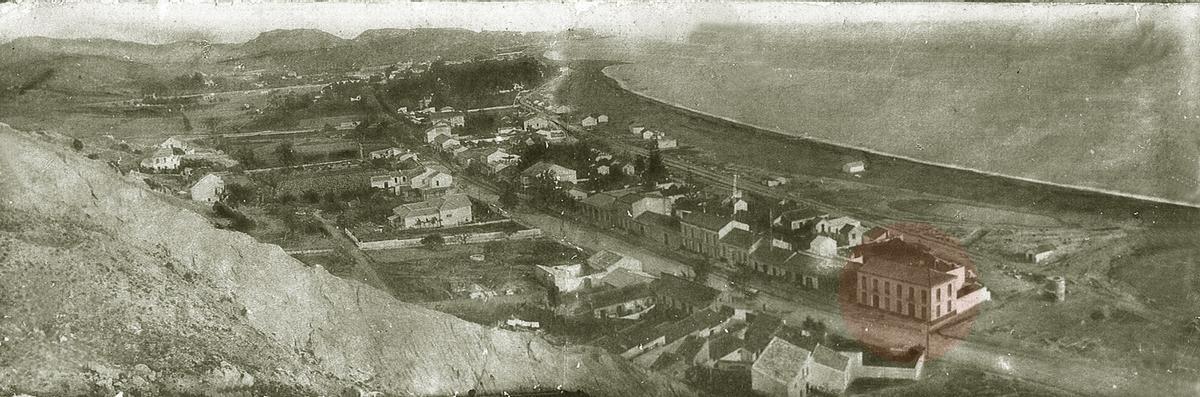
[381,56,548,110]
[213,201,256,232]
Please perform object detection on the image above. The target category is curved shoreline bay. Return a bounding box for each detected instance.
[585,17,1200,207]
[602,63,1200,209]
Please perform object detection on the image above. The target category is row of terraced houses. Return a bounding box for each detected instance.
[578,187,990,325]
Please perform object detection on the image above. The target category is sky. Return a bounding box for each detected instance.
[0,1,1162,44]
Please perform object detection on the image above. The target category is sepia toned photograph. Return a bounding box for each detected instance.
[0,1,1198,396]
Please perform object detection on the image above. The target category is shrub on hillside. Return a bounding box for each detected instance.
[213,201,256,232]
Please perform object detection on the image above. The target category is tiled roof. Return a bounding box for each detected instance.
[616,191,663,206]
[587,250,629,270]
[598,268,657,289]
[746,314,783,353]
[455,147,491,160]
[521,161,554,175]
[581,283,655,311]
[581,192,619,209]
[707,333,744,361]
[778,208,826,223]
[393,201,438,218]
[392,194,470,219]
[859,262,956,287]
[601,320,667,353]
[635,211,679,230]
[752,247,796,267]
[680,211,734,232]
[753,337,811,384]
[148,147,177,158]
[521,161,573,176]
[864,227,890,239]
[651,274,718,304]
[440,194,471,211]
[660,308,730,343]
[841,224,867,235]
[855,239,958,286]
[812,344,850,372]
[721,229,762,250]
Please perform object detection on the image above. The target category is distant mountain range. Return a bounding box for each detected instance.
[0,28,550,95]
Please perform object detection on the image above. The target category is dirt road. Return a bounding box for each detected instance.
[312,211,390,294]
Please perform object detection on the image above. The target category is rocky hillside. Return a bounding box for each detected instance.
[0,125,696,396]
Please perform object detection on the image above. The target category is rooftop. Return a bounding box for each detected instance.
[147,147,177,158]
[720,228,762,250]
[635,211,679,230]
[521,161,573,176]
[616,191,663,206]
[581,191,619,209]
[651,274,719,305]
[680,211,735,232]
[745,314,783,353]
[776,208,826,223]
[812,344,850,372]
[392,194,471,219]
[581,283,655,311]
[753,337,811,384]
[752,246,796,267]
[859,260,956,287]
[587,250,631,270]
[707,332,744,361]
[597,268,657,289]
[659,308,731,342]
[855,238,960,286]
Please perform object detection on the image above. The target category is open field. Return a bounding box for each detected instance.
[354,220,528,242]
[557,12,1200,207]
[853,362,1070,396]
[364,239,582,302]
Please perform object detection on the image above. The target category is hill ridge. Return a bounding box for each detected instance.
[0,124,695,397]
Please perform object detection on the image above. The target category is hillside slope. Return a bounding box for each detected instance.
[0,125,695,396]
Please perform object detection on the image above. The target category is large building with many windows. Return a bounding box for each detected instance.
[851,238,990,323]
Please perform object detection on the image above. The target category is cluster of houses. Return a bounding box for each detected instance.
[455,147,522,175]
[515,116,575,145]
[628,123,678,150]
[565,183,993,325]
[580,113,609,128]
[367,148,455,198]
[363,146,478,230]
[751,334,925,397]
[405,106,465,127]
[387,193,473,229]
[139,136,194,171]
[569,186,854,293]
[553,264,929,397]
[536,250,659,317]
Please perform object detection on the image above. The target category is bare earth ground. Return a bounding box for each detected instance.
[0,126,699,397]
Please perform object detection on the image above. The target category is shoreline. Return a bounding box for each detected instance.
[600,64,1200,211]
